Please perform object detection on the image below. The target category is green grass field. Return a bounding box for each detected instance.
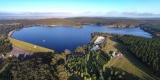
[102,36,157,80]
[8,37,54,53]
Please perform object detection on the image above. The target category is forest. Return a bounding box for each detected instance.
[67,50,110,80]
[0,34,12,53]
[0,52,68,80]
[118,35,160,77]
[0,24,23,54]
[66,17,160,28]
[0,50,129,80]
[140,25,160,37]
[1,17,160,29]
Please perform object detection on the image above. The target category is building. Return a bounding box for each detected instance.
[0,54,5,58]
[90,45,100,51]
[94,36,105,44]
[9,55,12,57]
[112,52,116,56]
[117,53,120,56]
[111,51,123,57]
[2,54,5,57]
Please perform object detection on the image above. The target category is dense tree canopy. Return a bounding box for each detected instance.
[140,25,160,37]
[118,36,160,77]
[66,17,160,28]
[0,52,68,80]
[67,50,110,79]
[0,34,12,54]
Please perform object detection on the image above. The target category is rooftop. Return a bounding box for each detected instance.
[94,36,105,44]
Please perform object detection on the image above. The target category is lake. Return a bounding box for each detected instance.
[11,25,152,52]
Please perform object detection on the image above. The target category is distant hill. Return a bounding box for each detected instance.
[0,17,160,28]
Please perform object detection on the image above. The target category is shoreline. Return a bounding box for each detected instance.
[7,25,153,53]
[8,30,15,37]
[140,26,159,38]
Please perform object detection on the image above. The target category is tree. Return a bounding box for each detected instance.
[57,65,68,80]
[98,75,104,80]
[91,74,97,80]
[108,77,111,80]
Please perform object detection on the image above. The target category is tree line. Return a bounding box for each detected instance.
[0,52,68,80]
[0,24,24,54]
[140,25,160,37]
[0,34,12,53]
[66,17,160,28]
[118,35,160,78]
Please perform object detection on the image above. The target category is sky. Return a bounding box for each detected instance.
[0,0,160,18]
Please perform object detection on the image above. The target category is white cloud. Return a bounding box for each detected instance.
[106,11,118,14]
[122,11,160,16]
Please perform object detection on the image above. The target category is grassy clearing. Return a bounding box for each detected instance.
[102,37,127,54]
[102,36,157,80]
[8,37,54,53]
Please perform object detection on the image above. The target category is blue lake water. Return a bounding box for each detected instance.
[11,25,152,52]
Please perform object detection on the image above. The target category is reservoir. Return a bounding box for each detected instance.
[11,25,152,52]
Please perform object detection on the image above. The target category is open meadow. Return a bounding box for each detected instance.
[8,37,54,53]
[102,36,157,80]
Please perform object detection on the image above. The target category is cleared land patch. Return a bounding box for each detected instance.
[8,37,54,53]
[102,36,157,80]
[10,46,33,58]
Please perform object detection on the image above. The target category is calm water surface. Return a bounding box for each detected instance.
[12,25,152,52]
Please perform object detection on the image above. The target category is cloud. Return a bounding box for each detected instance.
[0,12,72,16]
[0,12,18,15]
[106,11,118,14]
[0,11,160,18]
[82,11,103,15]
[22,12,72,16]
[122,11,160,16]
[80,11,104,17]
[82,11,92,14]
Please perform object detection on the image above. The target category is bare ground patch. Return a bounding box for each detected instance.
[10,46,33,58]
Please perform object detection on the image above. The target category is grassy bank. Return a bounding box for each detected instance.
[102,37,157,80]
[8,37,54,53]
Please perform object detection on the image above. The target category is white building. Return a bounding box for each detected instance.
[117,54,120,56]
[94,36,105,44]
[112,52,115,56]
[0,54,5,58]
[90,45,100,51]
[2,54,4,57]
[9,55,12,57]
